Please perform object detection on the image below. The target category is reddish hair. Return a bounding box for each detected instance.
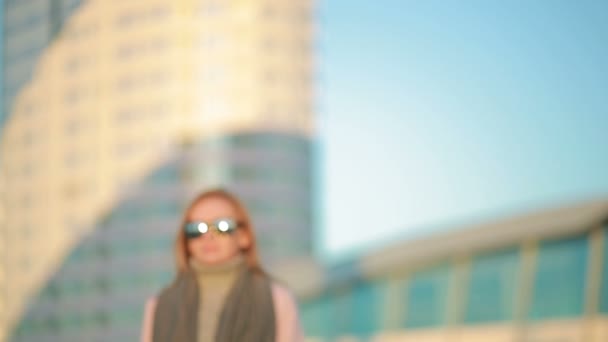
[174,188,265,274]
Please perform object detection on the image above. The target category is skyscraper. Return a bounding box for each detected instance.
[2,0,83,130]
[1,0,316,340]
[2,2,88,340]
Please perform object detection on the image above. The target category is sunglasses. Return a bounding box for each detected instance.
[183,218,243,239]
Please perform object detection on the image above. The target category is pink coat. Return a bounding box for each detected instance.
[140,282,305,342]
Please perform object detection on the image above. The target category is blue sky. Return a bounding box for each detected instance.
[1,1,606,261]
[319,0,608,260]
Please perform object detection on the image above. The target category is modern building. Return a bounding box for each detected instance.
[2,0,83,131]
[292,200,608,341]
[2,2,88,340]
[1,0,316,341]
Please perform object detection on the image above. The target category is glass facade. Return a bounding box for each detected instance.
[300,294,332,338]
[301,227,606,340]
[2,0,83,129]
[404,264,451,328]
[11,163,180,341]
[191,133,313,262]
[2,0,316,340]
[331,287,353,338]
[528,235,589,320]
[600,224,608,313]
[351,280,381,336]
[9,133,312,341]
[465,248,520,323]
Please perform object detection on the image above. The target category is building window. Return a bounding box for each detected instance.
[600,224,608,313]
[61,0,82,14]
[149,70,169,85]
[147,164,179,184]
[3,10,46,36]
[465,248,520,323]
[200,35,221,50]
[154,201,181,218]
[64,55,93,74]
[150,6,170,20]
[65,150,86,168]
[65,23,94,41]
[330,287,353,337]
[115,108,138,123]
[529,234,588,320]
[230,166,309,186]
[21,222,32,240]
[262,37,276,54]
[260,4,276,19]
[300,295,332,339]
[64,87,87,105]
[263,70,277,85]
[404,264,451,328]
[43,315,60,334]
[94,310,110,328]
[95,277,111,294]
[65,117,86,136]
[351,281,381,336]
[116,11,136,28]
[116,43,136,60]
[59,312,83,332]
[95,243,111,260]
[46,282,62,301]
[200,66,226,85]
[116,6,170,29]
[110,306,144,326]
[115,140,138,159]
[199,2,223,17]
[150,38,169,53]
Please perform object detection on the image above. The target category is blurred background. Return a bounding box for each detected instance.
[0,0,607,341]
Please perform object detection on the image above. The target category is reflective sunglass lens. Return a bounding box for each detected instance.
[184,219,239,238]
[217,219,231,232]
[184,223,199,239]
[197,222,209,234]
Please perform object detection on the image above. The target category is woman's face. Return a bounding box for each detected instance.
[186,196,251,266]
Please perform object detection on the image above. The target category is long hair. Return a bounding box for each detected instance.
[174,188,265,274]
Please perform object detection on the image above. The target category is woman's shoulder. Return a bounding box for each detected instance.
[141,297,158,342]
[270,281,295,298]
[143,296,158,318]
[270,281,298,312]
[270,281,305,341]
[145,296,158,307]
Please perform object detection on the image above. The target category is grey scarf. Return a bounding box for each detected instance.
[152,264,276,342]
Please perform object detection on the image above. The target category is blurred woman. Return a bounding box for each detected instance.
[140,188,304,342]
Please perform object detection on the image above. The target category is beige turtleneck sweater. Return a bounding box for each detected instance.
[189,254,246,342]
[141,254,306,342]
